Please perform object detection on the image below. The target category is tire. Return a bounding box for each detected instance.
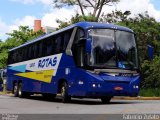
[18,83,28,98]
[60,82,71,103]
[13,82,18,97]
[101,97,112,104]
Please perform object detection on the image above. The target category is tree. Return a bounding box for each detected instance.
[141,56,160,89]
[56,13,96,29]
[0,26,44,69]
[101,10,131,23]
[53,0,119,21]
[7,26,44,43]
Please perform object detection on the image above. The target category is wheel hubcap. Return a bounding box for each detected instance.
[18,89,21,95]
[18,86,22,96]
[61,86,65,96]
[14,85,17,93]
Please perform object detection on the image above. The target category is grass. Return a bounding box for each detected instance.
[140,88,160,97]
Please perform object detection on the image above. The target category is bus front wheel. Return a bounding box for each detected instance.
[60,82,71,103]
[18,83,29,98]
[18,83,24,98]
[100,97,112,104]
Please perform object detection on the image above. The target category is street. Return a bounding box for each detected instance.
[0,95,160,114]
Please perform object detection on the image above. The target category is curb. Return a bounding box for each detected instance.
[1,93,160,100]
[0,92,12,95]
[113,97,160,100]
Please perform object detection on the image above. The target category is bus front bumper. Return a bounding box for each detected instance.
[70,80,140,98]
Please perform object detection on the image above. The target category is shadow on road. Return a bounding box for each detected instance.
[13,95,142,105]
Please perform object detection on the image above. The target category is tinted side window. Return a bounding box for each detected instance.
[8,52,13,64]
[55,35,62,53]
[63,29,74,51]
[13,50,18,63]
[19,48,23,62]
[46,38,53,56]
[28,45,35,60]
[23,47,28,61]
[38,41,43,58]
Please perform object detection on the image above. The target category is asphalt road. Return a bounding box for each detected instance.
[0,95,160,114]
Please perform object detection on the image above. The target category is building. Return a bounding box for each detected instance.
[34,20,56,33]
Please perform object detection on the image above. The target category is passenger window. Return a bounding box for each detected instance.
[28,45,34,60]
[55,35,62,53]
[39,42,43,57]
[22,47,27,61]
[63,29,73,51]
[46,39,53,56]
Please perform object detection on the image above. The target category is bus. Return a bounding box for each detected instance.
[7,22,140,103]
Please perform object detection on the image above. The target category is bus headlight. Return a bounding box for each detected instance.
[92,84,96,88]
[133,85,139,89]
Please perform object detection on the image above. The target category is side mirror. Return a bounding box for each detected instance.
[147,45,154,61]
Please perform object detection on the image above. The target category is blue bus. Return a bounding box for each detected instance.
[7,22,140,103]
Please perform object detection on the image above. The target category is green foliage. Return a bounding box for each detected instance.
[56,13,96,29]
[7,26,44,43]
[140,88,160,97]
[101,10,131,23]
[0,26,44,69]
[0,50,8,68]
[141,56,160,88]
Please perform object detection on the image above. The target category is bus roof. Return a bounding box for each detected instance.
[9,22,133,52]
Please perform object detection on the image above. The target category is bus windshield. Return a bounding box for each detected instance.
[88,29,138,69]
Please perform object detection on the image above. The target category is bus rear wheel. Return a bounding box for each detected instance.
[60,82,71,103]
[13,82,18,97]
[100,97,112,104]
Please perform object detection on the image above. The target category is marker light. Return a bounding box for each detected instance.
[78,80,84,85]
[133,85,139,89]
[98,84,101,88]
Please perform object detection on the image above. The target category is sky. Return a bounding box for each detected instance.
[0,0,160,41]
